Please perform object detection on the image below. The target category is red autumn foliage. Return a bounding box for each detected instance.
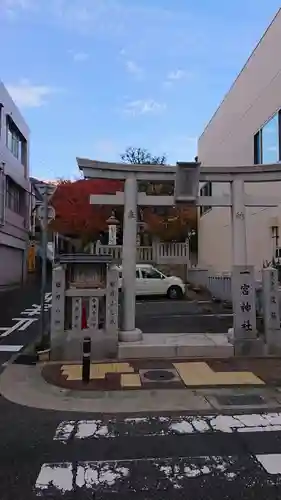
[49,178,196,241]
[143,205,197,241]
[49,179,123,238]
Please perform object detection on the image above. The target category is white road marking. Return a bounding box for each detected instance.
[0,317,37,337]
[155,456,236,486]
[12,318,37,331]
[44,292,52,303]
[0,294,52,340]
[76,421,98,439]
[76,461,129,489]
[54,421,75,442]
[35,463,73,494]
[34,456,237,494]
[170,421,194,434]
[53,413,281,442]
[0,345,23,352]
[54,420,113,442]
[255,454,281,474]
[21,303,51,317]
[238,425,281,432]
[53,419,109,442]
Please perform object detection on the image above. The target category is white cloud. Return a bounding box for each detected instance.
[125,60,144,79]
[124,99,166,116]
[6,79,58,108]
[71,51,89,62]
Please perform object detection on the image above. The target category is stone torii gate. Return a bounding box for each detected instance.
[176,162,281,354]
[77,159,178,342]
[77,158,281,351]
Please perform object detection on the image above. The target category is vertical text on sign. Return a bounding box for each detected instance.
[262,267,281,350]
[106,267,119,334]
[232,265,256,339]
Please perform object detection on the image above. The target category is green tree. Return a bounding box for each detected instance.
[120,147,196,241]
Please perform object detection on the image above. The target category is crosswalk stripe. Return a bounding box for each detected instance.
[255,454,281,474]
[34,453,281,495]
[34,456,241,494]
[53,413,281,442]
[0,345,23,352]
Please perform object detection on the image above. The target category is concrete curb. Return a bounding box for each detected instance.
[1,364,281,415]
[0,364,213,414]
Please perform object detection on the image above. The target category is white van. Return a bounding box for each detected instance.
[115,264,185,299]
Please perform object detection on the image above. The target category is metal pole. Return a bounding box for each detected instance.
[82,337,91,383]
[40,186,48,345]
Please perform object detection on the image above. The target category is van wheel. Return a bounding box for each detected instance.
[167,285,183,300]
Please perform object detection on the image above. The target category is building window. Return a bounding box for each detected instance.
[261,113,279,164]
[254,112,281,164]
[5,177,25,215]
[254,130,262,164]
[6,116,27,167]
[199,182,212,216]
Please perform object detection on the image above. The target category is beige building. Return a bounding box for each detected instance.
[198,8,281,274]
[0,81,30,287]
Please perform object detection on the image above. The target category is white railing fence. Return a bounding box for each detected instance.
[92,242,189,264]
[187,267,277,314]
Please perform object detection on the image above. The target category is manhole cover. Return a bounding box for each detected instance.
[139,368,181,384]
[216,395,264,406]
[144,370,174,381]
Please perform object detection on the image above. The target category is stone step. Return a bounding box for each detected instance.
[118,333,234,359]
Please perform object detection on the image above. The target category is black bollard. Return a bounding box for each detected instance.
[82,337,91,383]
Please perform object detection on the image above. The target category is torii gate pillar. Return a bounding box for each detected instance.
[120,174,142,341]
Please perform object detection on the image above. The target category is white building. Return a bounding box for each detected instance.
[198,8,281,274]
[0,81,30,287]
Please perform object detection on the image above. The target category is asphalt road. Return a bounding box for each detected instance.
[0,277,51,369]
[0,280,275,499]
[0,285,233,356]
[0,396,280,498]
[135,299,233,333]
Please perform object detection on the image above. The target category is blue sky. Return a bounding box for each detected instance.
[0,0,280,180]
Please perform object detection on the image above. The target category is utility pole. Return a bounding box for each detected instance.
[36,183,56,347]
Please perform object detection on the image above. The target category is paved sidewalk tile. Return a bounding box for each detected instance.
[174,362,264,386]
[121,373,142,387]
[42,359,267,392]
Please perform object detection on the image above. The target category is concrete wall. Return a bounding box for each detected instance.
[198,8,281,274]
[0,82,30,286]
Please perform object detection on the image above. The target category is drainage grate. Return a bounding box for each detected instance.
[216,395,265,406]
